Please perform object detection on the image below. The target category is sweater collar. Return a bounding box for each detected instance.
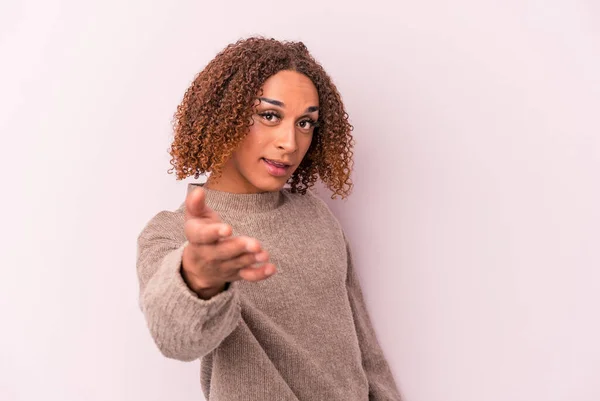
[187,183,283,214]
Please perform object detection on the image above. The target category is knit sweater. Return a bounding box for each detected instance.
[136,183,401,401]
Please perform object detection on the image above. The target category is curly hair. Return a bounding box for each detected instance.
[168,36,354,199]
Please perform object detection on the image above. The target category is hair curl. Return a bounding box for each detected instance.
[168,36,354,199]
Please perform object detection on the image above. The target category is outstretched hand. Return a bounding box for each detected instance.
[181,187,276,299]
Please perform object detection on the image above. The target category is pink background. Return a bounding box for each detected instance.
[1,1,599,400]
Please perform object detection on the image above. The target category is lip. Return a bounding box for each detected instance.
[263,158,292,167]
[262,158,292,177]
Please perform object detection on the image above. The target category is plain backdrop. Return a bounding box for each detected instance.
[1,1,599,400]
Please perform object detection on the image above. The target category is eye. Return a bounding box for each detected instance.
[298,118,317,130]
[258,111,280,123]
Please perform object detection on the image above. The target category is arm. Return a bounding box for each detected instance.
[136,211,241,361]
[344,233,402,401]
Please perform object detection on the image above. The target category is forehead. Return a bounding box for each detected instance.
[260,70,319,107]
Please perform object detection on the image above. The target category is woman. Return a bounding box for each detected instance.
[136,37,401,400]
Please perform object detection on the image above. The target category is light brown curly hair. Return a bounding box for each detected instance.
[168,36,354,199]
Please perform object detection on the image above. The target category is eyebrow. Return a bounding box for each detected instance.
[259,97,319,113]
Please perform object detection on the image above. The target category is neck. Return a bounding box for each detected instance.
[204,171,264,194]
[205,174,278,194]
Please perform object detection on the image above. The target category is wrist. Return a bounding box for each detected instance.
[180,263,226,300]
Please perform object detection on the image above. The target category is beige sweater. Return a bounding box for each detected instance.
[136,183,401,400]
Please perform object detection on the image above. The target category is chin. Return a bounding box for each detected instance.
[250,176,289,193]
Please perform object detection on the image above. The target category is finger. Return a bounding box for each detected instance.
[185,187,206,220]
[185,221,232,245]
[219,250,269,271]
[186,186,221,221]
[211,236,262,261]
[238,263,277,282]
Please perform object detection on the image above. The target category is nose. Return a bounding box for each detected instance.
[274,122,298,153]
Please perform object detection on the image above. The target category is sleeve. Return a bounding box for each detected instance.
[344,233,403,401]
[136,210,242,362]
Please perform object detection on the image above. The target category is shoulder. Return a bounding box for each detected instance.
[282,187,343,228]
[137,206,185,243]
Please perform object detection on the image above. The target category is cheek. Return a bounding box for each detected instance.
[299,134,314,155]
[237,127,265,162]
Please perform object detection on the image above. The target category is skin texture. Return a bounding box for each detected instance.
[205,70,319,193]
[168,37,354,199]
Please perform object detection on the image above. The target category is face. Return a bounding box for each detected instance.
[206,70,319,193]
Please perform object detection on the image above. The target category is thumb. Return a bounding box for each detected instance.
[185,187,208,220]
